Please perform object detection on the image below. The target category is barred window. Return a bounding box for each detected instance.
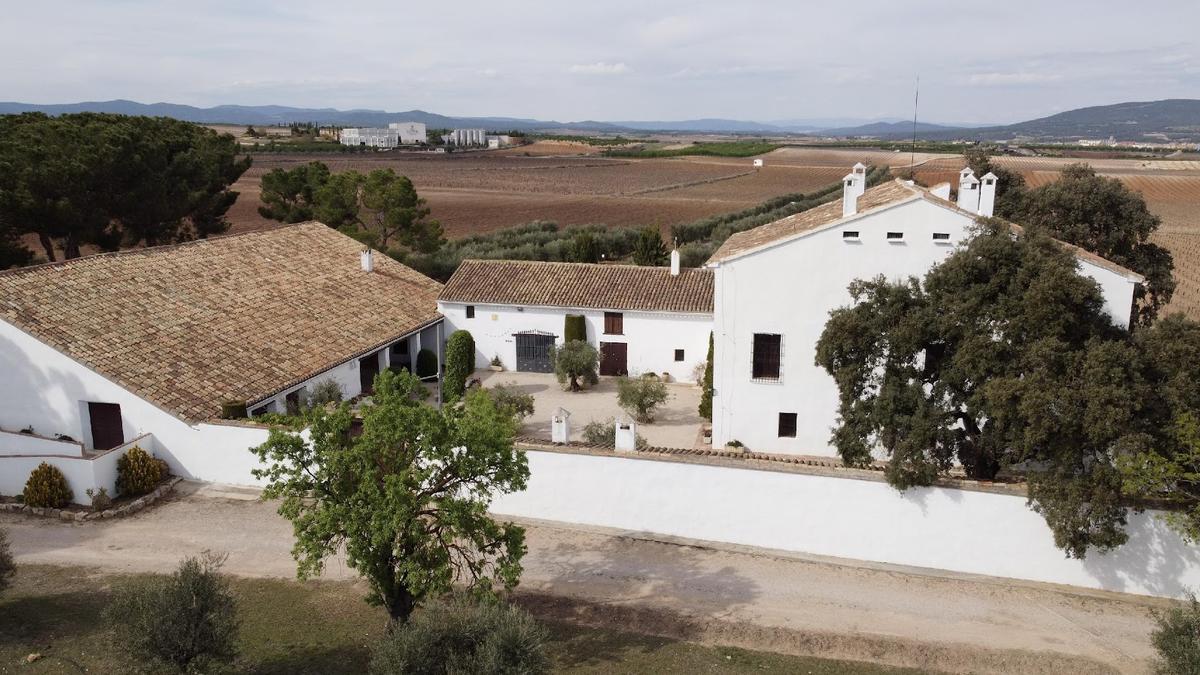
[752,333,782,380]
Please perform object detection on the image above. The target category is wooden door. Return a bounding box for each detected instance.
[88,402,124,450]
[599,342,628,376]
[359,353,381,394]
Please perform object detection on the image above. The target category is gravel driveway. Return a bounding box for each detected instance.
[2,481,1165,674]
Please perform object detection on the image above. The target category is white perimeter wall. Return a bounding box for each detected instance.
[711,198,1139,456]
[491,450,1200,598]
[0,318,272,489]
[0,433,149,504]
[440,301,712,383]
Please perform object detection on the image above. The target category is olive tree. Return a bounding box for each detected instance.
[550,341,599,392]
[252,369,528,624]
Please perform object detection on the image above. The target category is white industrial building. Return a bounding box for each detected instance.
[438,256,712,383]
[445,128,488,146]
[339,121,427,148]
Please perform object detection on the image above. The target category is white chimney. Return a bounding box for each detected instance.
[360,248,374,273]
[851,162,867,197]
[669,248,681,276]
[842,173,858,217]
[978,172,998,217]
[957,168,980,213]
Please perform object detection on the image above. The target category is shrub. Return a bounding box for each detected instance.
[308,378,344,407]
[1153,592,1200,674]
[23,462,72,508]
[116,446,164,498]
[632,227,668,266]
[488,385,535,421]
[0,529,13,594]
[368,595,549,675]
[550,341,599,392]
[563,314,587,343]
[104,552,239,672]
[699,332,714,421]
[219,400,247,420]
[444,330,476,401]
[582,419,614,447]
[617,375,670,423]
[416,348,439,378]
[86,487,113,512]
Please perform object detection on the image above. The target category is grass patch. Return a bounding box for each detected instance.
[606,141,781,158]
[0,565,928,674]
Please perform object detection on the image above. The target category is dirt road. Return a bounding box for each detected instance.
[2,482,1164,674]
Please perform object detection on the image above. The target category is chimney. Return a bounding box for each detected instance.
[957,168,980,213]
[842,173,858,217]
[978,172,998,217]
[669,248,681,276]
[360,248,374,273]
[851,162,867,197]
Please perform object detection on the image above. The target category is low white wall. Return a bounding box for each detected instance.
[0,433,150,504]
[491,450,1200,598]
[0,429,84,457]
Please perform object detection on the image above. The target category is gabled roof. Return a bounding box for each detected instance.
[0,223,443,421]
[706,178,1144,282]
[440,259,714,314]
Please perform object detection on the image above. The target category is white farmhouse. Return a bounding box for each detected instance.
[705,165,1144,455]
[0,223,443,499]
[438,256,713,383]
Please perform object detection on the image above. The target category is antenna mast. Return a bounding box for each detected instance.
[910,74,920,172]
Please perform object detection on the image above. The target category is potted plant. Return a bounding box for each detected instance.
[489,355,504,372]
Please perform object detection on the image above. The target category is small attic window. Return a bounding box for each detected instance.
[886,232,904,240]
[932,232,951,241]
[842,230,860,239]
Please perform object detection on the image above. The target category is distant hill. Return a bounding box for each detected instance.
[902,99,1200,143]
[815,120,956,137]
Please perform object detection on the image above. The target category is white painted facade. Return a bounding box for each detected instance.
[708,188,1141,456]
[438,301,712,383]
[0,316,443,495]
[340,122,428,148]
[491,449,1200,598]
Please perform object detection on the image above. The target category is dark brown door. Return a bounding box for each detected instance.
[599,342,628,376]
[359,353,380,394]
[88,402,124,450]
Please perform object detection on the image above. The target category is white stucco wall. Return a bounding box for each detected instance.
[0,429,84,457]
[491,450,1200,598]
[0,433,149,504]
[710,198,1141,456]
[439,301,712,383]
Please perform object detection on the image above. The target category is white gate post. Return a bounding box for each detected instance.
[615,415,637,452]
[551,407,571,444]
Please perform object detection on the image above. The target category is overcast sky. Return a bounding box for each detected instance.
[2,1,1197,124]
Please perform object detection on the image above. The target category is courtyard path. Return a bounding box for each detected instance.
[2,481,1165,674]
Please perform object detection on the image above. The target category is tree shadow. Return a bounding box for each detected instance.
[1082,508,1200,597]
[246,644,370,675]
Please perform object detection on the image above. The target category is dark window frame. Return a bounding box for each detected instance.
[932,232,951,241]
[674,348,685,362]
[778,412,797,438]
[604,311,624,336]
[886,232,904,240]
[842,230,860,239]
[751,333,783,381]
[465,305,475,319]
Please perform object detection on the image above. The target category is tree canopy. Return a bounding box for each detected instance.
[0,113,250,262]
[258,161,444,255]
[251,370,528,624]
[1004,163,1173,326]
[815,220,1192,558]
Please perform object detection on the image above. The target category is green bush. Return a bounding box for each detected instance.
[416,348,439,378]
[632,227,668,266]
[487,385,535,421]
[564,314,586,343]
[23,462,72,508]
[368,595,549,675]
[86,487,113,512]
[1152,592,1200,674]
[550,341,599,392]
[582,419,614,447]
[0,529,14,594]
[116,446,164,498]
[444,330,476,401]
[308,378,344,407]
[617,375,670,423]
[699,332,714,421]
[104,552,240,672]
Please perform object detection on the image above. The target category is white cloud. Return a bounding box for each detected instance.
[568,62,629,75]
[966,72,1064,86]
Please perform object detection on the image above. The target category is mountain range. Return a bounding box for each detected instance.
[1,98,1197,142]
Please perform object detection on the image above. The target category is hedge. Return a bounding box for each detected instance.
[564,315,586,343]
[443,330,476,400]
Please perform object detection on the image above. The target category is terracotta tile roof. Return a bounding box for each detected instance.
[440,259,713,314]
[707,178,1144,281]
[0,223,442,421]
